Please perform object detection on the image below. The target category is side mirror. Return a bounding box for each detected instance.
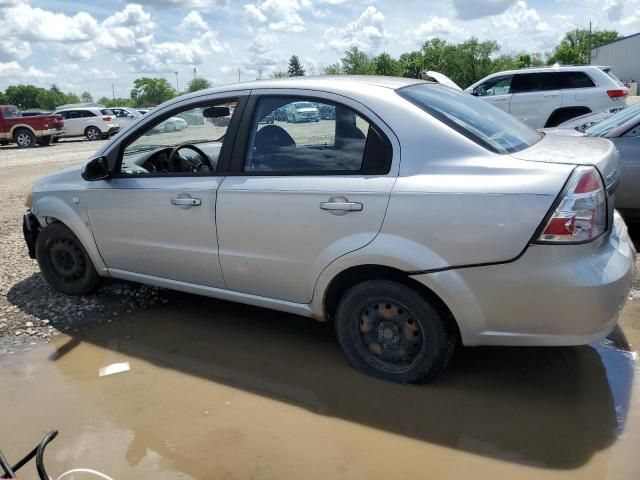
[82,156,110,181]
[203,106,230,118]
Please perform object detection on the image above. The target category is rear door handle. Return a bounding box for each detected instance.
[171,197,201,207]
[320,200,363,214]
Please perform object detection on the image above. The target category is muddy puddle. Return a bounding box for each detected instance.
[1,293,639,479]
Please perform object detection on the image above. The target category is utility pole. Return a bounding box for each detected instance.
[193,67,197,80]
[258,68,263,80]
[238,68,241,82]
[111,84,115,103]
[588,20,592,64]
[174,71,179,93]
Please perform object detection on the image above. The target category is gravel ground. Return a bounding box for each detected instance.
[0,138,639,354]
[0,139,168,354]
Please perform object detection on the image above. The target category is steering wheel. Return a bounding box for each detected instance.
[168,143,213,172]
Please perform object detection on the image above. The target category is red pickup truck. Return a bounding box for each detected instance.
[0,105,64,148]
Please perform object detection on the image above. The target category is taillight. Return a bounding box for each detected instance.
[607,89,627,99]
[102,115,112,121]
[537,166,607,243]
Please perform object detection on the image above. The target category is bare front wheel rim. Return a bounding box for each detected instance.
[16,132,31,147]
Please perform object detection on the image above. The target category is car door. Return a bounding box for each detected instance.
[471,75,513,112]
[610,125,640,212]
[62,110,83,136]
[215,92,397,304]
[509,73,561,128]
[86,96,246,288]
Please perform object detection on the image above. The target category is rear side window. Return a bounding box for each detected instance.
[557,72,595,89]
[398,84,541,154]
[511,73,558,93]
[244,97,390,174]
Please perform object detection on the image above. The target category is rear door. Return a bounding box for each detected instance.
[61,110,83,136]
[215,91,397,303]
[557,71,597,107]
[509,73,561,128]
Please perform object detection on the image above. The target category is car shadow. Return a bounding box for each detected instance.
[7,277,628,470]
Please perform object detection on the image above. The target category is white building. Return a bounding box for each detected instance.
[591,33,640,84]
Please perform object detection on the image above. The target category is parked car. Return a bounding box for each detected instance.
[555,106,626,132]
[286,101,320,122]
[21,109,52,117]
[177,109,205,125]
[466,66,628,128]
[544,102,640,222]
[153,116,188,133]
[54,107,120,141]
[137,109,150,115]
[23,77,635,384]
[110,107,142,129]
[211,105,234,126]
[0,105,64,147]
[258,113,274,124]
[318,104,336,120]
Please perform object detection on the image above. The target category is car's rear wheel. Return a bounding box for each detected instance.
[335,280,455,384]
[37,135,53,146]
[14,129,35,148]
[85,126,101,141]
[36,223,102,295]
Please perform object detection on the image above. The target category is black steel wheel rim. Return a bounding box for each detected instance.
[351,298,426,373]
[47,238,87,283]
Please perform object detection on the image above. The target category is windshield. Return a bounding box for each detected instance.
[585,103,640,136]
[398,84,541,154]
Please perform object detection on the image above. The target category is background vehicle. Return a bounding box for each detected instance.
[554,106,626,132]
[285,101,319,122]
[20,109,52,117]
[177,109,205,125]
[137,109,151,115]
[24,77,634,384]
[110,107,142,129]
[544,102,640,221]
[153,116,188,133]
[54,107,120,141]
[0,105,63,147]
[467,66,628,128]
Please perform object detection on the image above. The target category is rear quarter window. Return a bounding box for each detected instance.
[557,72,595,89]
[398,83,542,154]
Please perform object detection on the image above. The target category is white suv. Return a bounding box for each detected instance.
[54,107,120,141]
[466,66,628,128]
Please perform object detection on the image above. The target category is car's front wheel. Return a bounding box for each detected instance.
[85,126,101,141]
[36,223,102,295]
[14,129,36,148]
[335,280,456,384]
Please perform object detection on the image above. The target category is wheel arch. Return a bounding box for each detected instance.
[10,124,37,138]
[32,194,108,275]
[545,106,592,128]
[321,264,461,343]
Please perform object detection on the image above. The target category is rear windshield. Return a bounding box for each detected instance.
[585,102,640,136]
[603,69,625,87]
[397,84,542,154]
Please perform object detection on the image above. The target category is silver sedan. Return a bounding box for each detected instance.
[23,77,636,383]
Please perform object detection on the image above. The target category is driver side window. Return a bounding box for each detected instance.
[120,100,237,175]
[475,76,512,97]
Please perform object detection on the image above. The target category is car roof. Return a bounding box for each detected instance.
[483,65,606,77]
[55,106,103,111]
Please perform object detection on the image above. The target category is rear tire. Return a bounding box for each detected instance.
[37,135,53,146]
[14,129,36,148]
[335,280,455,384]
[85,126,101,141]
[35,223,102,295]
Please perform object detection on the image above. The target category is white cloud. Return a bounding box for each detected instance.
[0,38,32,62]
[179,11,210,32]
[243,0,309,32]
[604,0,624,21]
[1,3,98,43]
[452,0,517,20]
[0,61,55,82]
[487,1,556,51]
[132,0,229,10]
[415,16,466,42]
[323,6,388,54]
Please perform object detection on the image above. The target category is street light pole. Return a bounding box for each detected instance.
[174,71,179,93]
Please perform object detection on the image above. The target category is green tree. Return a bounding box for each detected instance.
[130,77,176,107]
[287,55,305,76]
[5,84,43,109]
[398,51,422,78]
[341,47,372,75]
[271,70,288,78]
[547,29,619,65]
[372,52,401,76]
[187,77,212,92]
[322,63,342,75]
[98,96,134,108]
[80,91,93,103]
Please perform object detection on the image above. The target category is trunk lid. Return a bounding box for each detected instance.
[511,133,620,192]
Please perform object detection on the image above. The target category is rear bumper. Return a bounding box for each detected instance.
[413,211,636,346]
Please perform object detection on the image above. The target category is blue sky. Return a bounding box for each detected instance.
[0,0,637,99]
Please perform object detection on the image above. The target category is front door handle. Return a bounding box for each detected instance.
[171,197,201,207]
[320,198,363,216]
